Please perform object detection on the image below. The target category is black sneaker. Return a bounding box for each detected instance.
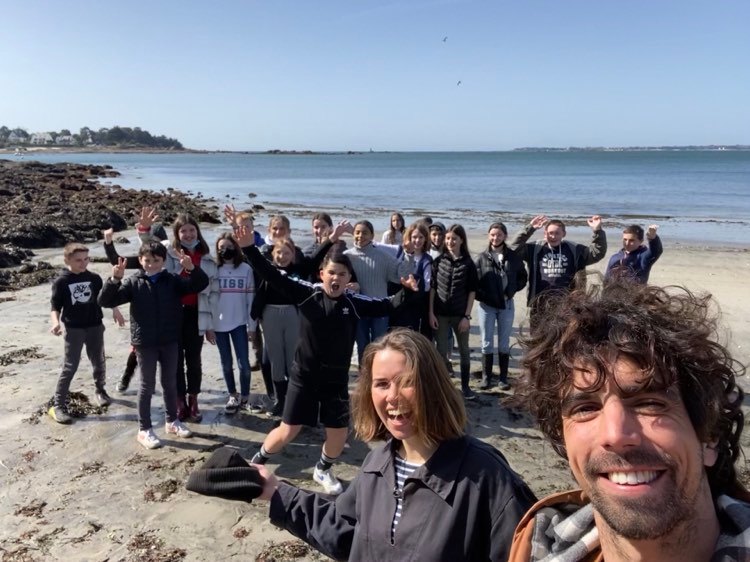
[95,390,112,407]
[266,401,284,418]
[462,388,477,401]
[117,371,133,393]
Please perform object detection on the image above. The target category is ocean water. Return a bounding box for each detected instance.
[16,150,750,246]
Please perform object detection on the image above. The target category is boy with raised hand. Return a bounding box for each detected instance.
[49,242,109,424]
[605,223,663,283]
[98,241,208,450]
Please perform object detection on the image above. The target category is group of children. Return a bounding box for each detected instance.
[47,205,661,493]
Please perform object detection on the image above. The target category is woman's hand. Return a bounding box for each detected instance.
[252,463,279,501]
[206,330,216,345]
[458,317,470,333]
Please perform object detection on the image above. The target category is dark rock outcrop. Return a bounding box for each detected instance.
[0,159,220,291]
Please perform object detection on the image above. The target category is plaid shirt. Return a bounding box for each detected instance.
[511,489,750,562]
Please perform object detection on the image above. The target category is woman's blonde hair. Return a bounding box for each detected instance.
[353,328,466,447]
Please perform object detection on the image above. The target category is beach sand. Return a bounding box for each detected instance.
[1,230,748,561]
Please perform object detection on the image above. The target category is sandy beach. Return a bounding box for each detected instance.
[1,229,748,562]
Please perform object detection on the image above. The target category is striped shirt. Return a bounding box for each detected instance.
[390,455,421,543]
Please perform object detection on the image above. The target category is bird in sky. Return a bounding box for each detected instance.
[442,36,448,42]
[457,80,462,86]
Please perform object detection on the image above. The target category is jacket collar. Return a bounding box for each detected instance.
[361,436,470,500]
[517,488,750,562]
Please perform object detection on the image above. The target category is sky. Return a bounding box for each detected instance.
[1,1,749,151]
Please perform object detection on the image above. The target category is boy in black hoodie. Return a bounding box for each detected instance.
[49,243,108,424]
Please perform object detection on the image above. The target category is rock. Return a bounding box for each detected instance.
[0,244,34,268]
[0,158,221,292]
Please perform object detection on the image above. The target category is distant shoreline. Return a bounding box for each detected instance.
[3,145,749,155]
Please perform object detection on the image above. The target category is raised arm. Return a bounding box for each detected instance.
[300,220,351,276]
[581,215,607,265]
[103,228,141,269]
[136,206,161,244]
[507,215,547,257]
[237,226,314,304]
[98,258,134,308]
[645,225,663,264]
[174,250,209,295]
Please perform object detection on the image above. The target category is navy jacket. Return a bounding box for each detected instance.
[98,267,208,346]
[605,235,663,283]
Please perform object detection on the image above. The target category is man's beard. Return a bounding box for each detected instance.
[584,448,697,540]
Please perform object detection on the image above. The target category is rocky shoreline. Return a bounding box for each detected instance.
[0,159,220,292]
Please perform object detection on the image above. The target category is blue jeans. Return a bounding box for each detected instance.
[477,300,515,354]
[435,316,471,376]
[215,324,251,396]
[355,316,389,362]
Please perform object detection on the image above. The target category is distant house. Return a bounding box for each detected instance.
[30,132,54,145]
[7,131,26,144]
[56,135,75,145]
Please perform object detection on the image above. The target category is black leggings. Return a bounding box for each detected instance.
[176,305,204,395]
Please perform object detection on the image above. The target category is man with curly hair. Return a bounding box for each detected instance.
[509,280,749,561]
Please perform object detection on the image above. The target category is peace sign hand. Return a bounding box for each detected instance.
[112,257,127,280]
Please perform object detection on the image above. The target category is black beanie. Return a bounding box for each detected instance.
[185,447,264,502]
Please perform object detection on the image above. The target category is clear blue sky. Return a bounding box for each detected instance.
[2,1,748,151]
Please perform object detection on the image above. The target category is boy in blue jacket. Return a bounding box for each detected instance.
[605,224,662,283]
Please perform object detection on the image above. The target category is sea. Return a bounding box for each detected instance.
[17,150,750,247]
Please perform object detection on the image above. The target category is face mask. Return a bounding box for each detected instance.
[181,239,199,250]
[219,247,236,260]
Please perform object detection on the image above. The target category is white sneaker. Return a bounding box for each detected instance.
[313,466,344,495]
[224,395,240,414]
[137,429,162,450]
[165,420,193,438]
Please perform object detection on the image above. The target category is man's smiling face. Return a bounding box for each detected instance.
[561,358,717,540]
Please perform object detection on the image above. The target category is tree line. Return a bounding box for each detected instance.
[0,126,184,150]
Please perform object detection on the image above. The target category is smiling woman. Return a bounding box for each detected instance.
[255,329,536,561]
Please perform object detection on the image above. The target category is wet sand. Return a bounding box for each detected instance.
[0,229,748,561]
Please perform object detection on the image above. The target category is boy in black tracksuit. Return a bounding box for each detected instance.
[98,241,208,450]
[237,224,417,496]
[49,243,108,424]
